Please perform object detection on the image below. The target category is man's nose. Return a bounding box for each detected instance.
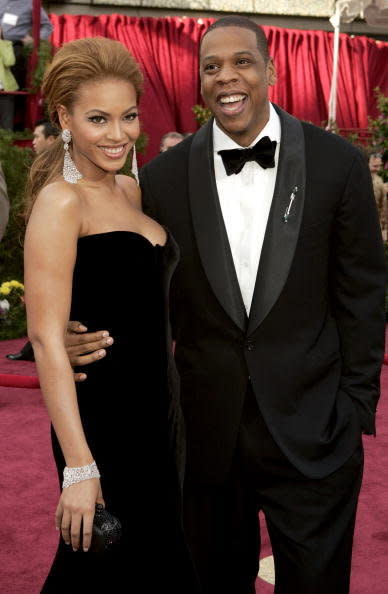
[217,64,239,84]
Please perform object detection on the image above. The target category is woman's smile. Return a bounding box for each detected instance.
[98,144,128,159]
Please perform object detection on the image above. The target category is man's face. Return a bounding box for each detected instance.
[369,154,382,174]
[32,125,55,154]
[200,26,276,147]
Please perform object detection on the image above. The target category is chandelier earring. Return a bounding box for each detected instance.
[131,144,139,185]
[62,129,83,184]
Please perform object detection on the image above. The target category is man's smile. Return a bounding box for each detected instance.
[217,92,248,116]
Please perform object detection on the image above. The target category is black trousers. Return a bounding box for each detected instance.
[183,387,363,594]
[10,41,26,88]
[0,94,14,129]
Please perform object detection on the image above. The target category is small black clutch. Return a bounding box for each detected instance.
[89,503,122,553]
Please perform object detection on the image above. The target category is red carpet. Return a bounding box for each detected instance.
[0,336,387,593]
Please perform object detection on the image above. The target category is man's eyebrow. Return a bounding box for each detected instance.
[202,50,256,61]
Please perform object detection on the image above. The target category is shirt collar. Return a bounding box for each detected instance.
[213,102,281,153]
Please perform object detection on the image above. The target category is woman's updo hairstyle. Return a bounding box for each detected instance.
[25,37,143,219]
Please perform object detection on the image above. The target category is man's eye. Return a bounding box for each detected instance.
[237,59,250,65]
[204,64,218,72]
[88,116,106,124]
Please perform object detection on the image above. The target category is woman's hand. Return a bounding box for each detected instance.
[65,321,114,381]
[55,477,105,552]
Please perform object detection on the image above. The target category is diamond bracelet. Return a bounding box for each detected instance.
[62,460,100,489]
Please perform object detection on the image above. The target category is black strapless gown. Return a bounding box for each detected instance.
[41,231,197,593]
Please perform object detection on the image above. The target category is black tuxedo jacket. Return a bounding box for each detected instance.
[140,105,386,483]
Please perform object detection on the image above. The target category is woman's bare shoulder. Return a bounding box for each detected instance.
[116,174,142,210]
[35,180,81,207]
[28,181,82,233]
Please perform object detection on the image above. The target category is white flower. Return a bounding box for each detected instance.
[0,299,10,312]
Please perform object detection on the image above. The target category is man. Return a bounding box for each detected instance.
[6,119,57,361]
[32,119,59,154]
[66,16,386,594]
[160,131,184,152]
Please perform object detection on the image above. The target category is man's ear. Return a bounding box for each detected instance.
[57,105,71,131]
[199,74,204,103]
[267,58,277,87]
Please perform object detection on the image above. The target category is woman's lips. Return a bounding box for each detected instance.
[98,144,127,159]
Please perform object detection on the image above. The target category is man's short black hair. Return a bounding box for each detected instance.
[201,15,269,62]
[34,119,59,139]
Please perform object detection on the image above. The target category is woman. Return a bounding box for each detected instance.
[24,37,197,593]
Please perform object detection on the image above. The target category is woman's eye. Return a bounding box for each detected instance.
[88,115,106,124]
[125,112,138,121]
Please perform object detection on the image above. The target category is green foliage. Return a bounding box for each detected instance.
[192,104,213,127]
[31,40,53,93]
[23,40,53,93]
[0,308,27,340]
[135,131,148,155]
[11,129,33,140]
[0,129,33,285]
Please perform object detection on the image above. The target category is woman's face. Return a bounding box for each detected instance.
[58,78,140,179]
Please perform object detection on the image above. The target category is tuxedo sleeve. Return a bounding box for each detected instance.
[139,164,158,220]
[331,149,386,435]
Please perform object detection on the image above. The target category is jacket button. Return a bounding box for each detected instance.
[246,341,254,351]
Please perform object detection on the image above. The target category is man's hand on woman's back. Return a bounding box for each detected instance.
[66,321,114,381]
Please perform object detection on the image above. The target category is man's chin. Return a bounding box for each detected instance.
[216,117,249,140]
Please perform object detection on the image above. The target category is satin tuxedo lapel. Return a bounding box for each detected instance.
[160,229,180,361]
[188,119,247,332]
[161,229,180,297]
[247,106,306,335]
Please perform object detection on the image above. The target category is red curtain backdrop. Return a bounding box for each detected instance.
[49,15,388,163]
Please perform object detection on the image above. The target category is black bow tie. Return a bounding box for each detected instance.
[218,136,277,176]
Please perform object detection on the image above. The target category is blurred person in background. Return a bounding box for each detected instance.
[0,0,52,129]
[0,25,18,129]
[368,150,387,240]
[32,119,59,154]
[0,0,52,86]
[160,131,184,153]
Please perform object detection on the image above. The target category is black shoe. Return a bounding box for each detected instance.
[6,341,35,361]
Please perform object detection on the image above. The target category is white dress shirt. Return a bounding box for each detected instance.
[213,103,281,314]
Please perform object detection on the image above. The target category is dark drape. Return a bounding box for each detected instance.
[49,15,388,162]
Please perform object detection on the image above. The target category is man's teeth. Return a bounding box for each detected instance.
[220,95,245,104]
[100,146,125,154]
